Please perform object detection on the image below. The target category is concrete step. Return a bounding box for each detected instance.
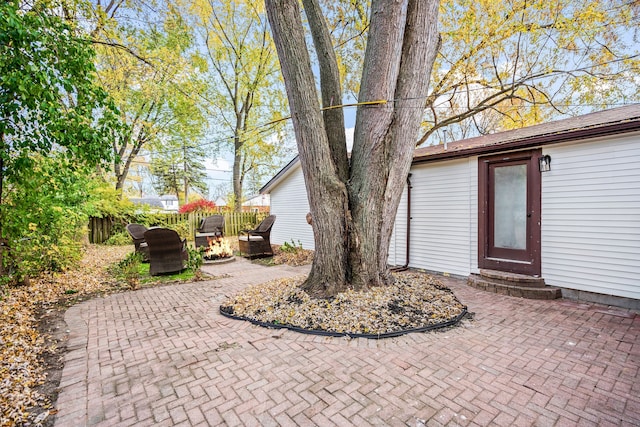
[478,269,546,287]
[468,274,561,300]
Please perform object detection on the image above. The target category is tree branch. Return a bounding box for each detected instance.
[84,38,153,66]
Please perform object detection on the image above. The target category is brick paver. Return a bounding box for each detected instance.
[55,259,640,426]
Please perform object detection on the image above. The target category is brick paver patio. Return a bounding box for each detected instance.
[55,258,640,426]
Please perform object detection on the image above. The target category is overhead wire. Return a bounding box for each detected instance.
[133,53,639,158]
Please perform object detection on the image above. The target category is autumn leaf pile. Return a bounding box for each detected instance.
[271,246,314,266]
[0,245,131,427]
[221,272,466,336]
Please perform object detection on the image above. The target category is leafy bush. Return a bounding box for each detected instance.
[114,252,143,289]
[280,239,303,253]
[85,183,137,220]
[104,232,131,246]
[187,247,203,272]
[178,199,216,214]
[1,155,101,284]
[167,222,190,240]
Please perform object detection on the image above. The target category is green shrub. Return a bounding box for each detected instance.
[187,247,203,272]
[3,212,86,284]
[166,222,190,241]
[104,232,131,246]
[0,155,99,284]
[114,251,143,289]
[280,239,303,253]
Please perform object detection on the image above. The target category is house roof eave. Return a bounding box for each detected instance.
[413,104,640,165]
[260,156,300,194]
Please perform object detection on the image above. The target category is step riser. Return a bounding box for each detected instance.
[468,276,561,300]
[478,269,546,287]
[481,277,545,288]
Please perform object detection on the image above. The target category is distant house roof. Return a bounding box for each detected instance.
[130,197,164,208]
[243,194,270,206]
[261,104,640,193]
[159,194,178,201]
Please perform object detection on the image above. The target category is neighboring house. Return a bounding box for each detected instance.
[130,197,165,211]
[242,194,270,213]
[261,105,640,309]
[130,195,179,212]
[214,197,227,208]
[159,194,179,212]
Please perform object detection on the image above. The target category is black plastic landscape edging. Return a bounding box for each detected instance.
[219,306,468,339]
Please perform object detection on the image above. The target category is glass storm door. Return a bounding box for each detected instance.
[479,150,541,276]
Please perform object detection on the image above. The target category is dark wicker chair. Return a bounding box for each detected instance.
[194,215,225,249]
[126,223,149,261]
[143,228,188,275]
[238,215,276,259]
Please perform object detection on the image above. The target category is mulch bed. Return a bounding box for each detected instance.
[220,272,466,338]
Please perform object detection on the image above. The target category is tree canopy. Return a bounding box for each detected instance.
[0,0,126,279]
[150,140,208,201]
[185,0,291,210]
[84,1,209,195]
[0,0,120,190]
[320,0,639,145]
[422,0,640,144]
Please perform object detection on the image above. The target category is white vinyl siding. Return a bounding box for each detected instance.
[268,164,315,250]
[266,129,639,303]
[541,134,640,299]
[406,158,476,276]
[388,187,408,267]
[468,157,479,274]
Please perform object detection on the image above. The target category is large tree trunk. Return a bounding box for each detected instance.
[266,0,351,296]
[266,0,439,297]
[232,139,243,213]
[349,0,441,289]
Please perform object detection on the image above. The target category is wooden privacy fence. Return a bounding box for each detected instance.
[88,216,113,245]
[89,211,269,244]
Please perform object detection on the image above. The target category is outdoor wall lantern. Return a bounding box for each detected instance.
[539,154,552,172]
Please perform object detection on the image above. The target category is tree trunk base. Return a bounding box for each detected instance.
[300,271,345,299]
[300,267,396,299]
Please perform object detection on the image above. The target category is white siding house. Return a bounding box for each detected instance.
[406,158,478,276]
[541,134,640,301]
[267,159,315,250]
[387,186,407,267]
[261,105,640,308]
[159,195,179,212]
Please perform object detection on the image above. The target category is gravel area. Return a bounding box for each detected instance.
[220,272,466,337]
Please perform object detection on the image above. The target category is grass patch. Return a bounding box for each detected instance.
[137,263,196,285]
[110,252,197,289]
